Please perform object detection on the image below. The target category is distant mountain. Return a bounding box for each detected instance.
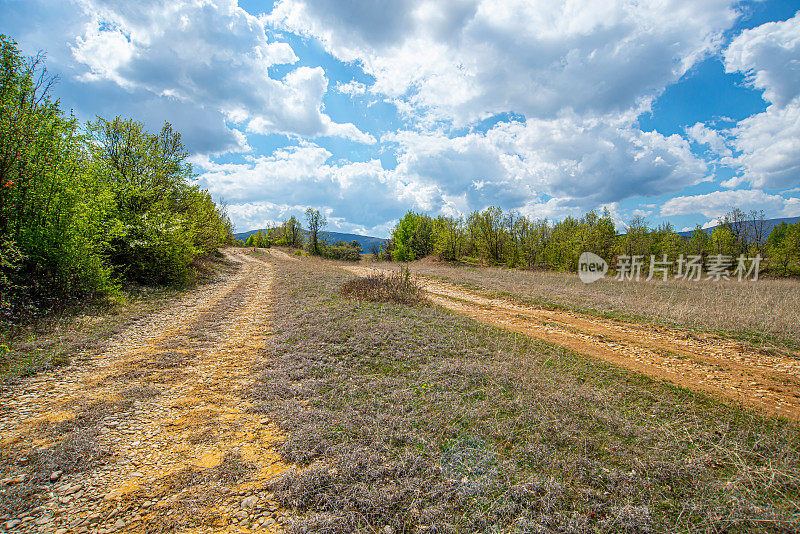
[234,228,388,252]
[677,216,800,238]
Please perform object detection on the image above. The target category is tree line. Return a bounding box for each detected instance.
[238,209,363,261]
[0,36,232,321]
[384,207,800,277]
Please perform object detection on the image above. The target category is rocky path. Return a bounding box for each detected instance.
[343,265,800,421]
[0,250,286,533]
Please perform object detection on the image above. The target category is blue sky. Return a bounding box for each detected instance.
[2,0,799,236]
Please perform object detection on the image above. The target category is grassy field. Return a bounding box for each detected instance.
[372,260,800,348]
[253,257,800,533]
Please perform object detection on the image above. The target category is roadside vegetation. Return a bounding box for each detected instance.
[254,257,800,533]
[0,36,232,376]
[381,207,800,277]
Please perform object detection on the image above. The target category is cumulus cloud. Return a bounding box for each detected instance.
[661,189,799,219]
[722,13,800,189]
[208,113,709,233]
[69,0,372,145]
[724,13,800,107]
[193,143,412,232]
[686,122,732,158]
[723,101,800,189]
[268,0,740,124]
[387,115,708,213]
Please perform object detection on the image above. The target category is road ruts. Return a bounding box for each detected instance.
[0,249,288,533]
[342,264,800,421]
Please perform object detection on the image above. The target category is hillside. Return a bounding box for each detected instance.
[678,215,800,238]
[234,228,388,252]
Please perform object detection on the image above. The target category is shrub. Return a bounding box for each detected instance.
[323,241,362,261]
[340,267,422,304]
[0,35,232,320]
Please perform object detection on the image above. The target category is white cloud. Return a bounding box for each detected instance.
[686,122,732,158]
[335,81,367,96]
[724,13,800,107]
[194,143,410,233]
[723,101,800,189]
[660,189,799,219]
[720,14,800,190]
[268,0,740,124]
[386,115,708,213]
[69,0,372,145]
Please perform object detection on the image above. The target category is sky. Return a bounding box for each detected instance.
[2,0,800,237]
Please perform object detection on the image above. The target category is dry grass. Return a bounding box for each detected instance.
[373,260,800,347]
[252,258,800,533]
[340,267,422,304]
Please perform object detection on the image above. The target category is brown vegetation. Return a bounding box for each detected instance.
[254,256,800,533]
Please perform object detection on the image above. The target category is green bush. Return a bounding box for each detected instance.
[0,35,232,320]
[322,241,361,261]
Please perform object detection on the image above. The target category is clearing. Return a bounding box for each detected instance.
[1,250,798,533]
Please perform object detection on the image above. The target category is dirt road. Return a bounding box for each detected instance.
[343,265,800,421]
[0,250,286,533]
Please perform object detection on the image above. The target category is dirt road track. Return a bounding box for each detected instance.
[0,250,287,533]
[343,265,800,421]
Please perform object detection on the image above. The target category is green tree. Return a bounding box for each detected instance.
[305,208,326,255]
[766,222,799,276]
[392,211,419,262]
[0,36,113,311]
[687,226,712,261]
[711,225,735,256]
[281,216,304,248]
[88,116,229,285]
[468,206,508,264]
[433,215,465,261]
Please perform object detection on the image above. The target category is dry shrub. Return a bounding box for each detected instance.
[340,268,422,304]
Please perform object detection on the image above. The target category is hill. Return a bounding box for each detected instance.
[677,215,800,238]
[234,228,388,252]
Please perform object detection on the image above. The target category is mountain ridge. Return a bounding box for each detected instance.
[234,228,388,252]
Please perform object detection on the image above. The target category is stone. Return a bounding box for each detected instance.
[114,519,125,529]
[64,483,83,495]
[241,496,258,509]
[5,520,21,529]
[50,471,63,482]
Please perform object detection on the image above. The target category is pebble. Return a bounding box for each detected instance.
[0,257,288,531]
